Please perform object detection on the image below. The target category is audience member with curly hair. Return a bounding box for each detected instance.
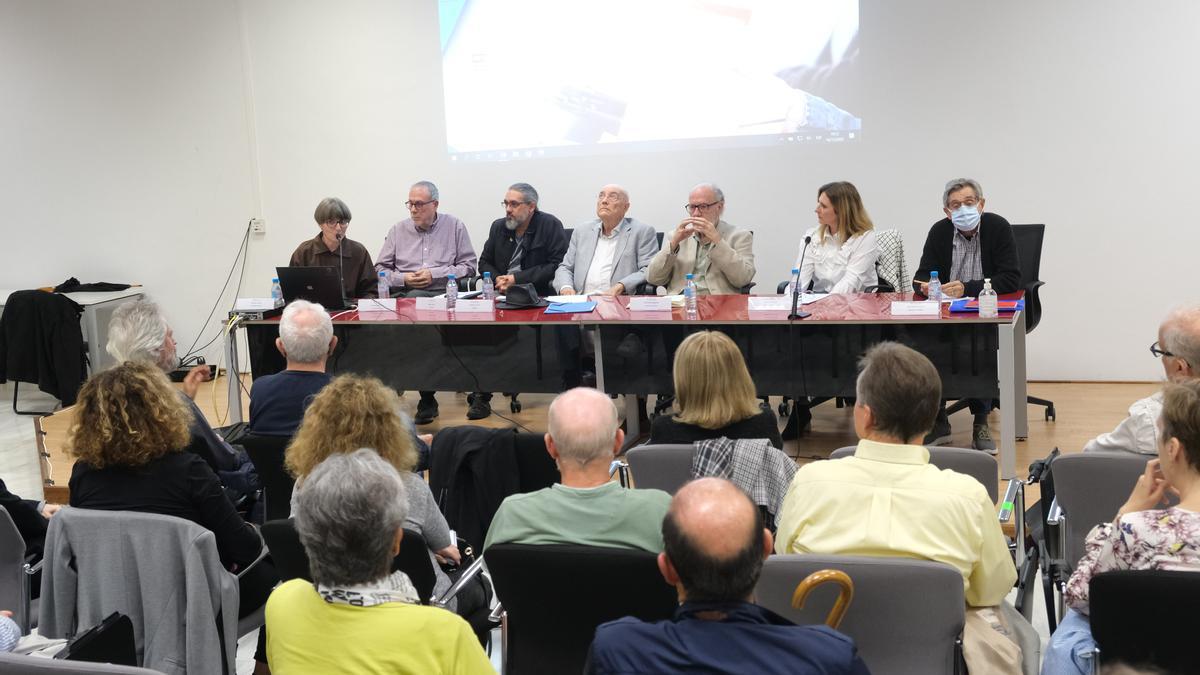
[285,374,470,613]
[66,362,277,625]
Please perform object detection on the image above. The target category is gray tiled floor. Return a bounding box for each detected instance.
[0,381,52,501]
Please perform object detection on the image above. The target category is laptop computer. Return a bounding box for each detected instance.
[276,266,352,310]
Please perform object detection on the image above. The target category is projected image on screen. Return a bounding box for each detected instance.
[439,0,860,161]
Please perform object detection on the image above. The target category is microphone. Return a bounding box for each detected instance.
[789,235,812,320]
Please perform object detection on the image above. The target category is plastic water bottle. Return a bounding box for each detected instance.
[978,278,998,318]
[482,272,496,302]
[785,267,801,297]
[445,274,458,311]
[927,270,943,303]
[684,273,699,320]
[376,271,389,300]
[270,278,283,307]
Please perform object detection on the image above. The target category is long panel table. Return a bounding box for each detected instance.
[231,292,1027,477]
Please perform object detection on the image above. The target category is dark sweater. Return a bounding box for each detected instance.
[478,210,568,295]
[248,370,331,436]
[649,409,784,449]
[69,452,262,570]
[912,212,1021,297]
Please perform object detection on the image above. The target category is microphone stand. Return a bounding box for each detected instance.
[789,235,812,320]
[336,233,347,309]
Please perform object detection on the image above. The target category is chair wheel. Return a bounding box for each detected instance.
[466,393,476,404]
[511,401,522,413]
[1046,406,1056,422]
[778,402,791,417]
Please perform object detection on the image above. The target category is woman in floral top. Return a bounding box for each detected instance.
[1042,380,1200,675]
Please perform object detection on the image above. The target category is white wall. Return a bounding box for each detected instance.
[3,0,1196,380]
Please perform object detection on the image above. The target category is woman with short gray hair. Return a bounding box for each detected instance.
[266,449,493,672]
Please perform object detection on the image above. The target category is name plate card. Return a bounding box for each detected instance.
[890,301,941,317]
[415,296,447,310]
[627,297,673,312]
[452,299,495,314]
[747,296,792,311]
[356,298,396,311]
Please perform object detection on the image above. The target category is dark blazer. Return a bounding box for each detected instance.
[912,212,1021,297]
[0,478,47,557]
[478,210,568,295]
[69,452,262,570]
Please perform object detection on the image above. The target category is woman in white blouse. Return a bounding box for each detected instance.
[796,181,879,294]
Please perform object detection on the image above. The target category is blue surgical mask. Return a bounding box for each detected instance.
[951,205,981,232]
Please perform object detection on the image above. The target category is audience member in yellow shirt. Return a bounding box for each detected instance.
[266,449,493,675]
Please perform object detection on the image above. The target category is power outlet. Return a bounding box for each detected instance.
[250,218,266,234]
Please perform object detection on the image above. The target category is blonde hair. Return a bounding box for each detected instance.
[285,374,417,479]
[817,181,874,245]
[672,331,761,429]
[67,361,191,469]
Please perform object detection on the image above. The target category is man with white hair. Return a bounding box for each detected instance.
[1085,305,1200,454]
[483,387,671,551]
[645,182,756,295]
[106,299,241,474]
[248,300,337,436]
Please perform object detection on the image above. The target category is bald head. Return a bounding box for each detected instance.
[1161,306,1200,379]
[547,387,620,467]
[661,477,769,603]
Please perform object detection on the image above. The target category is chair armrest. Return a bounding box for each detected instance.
[488,602,504,623]
[432,557,487,609]
[609,460,630,487]
[998,479,1022,523]
[776,280,789,294]
[23,559,42,576]
[237,528,270,579]
[1046,497,1063,526]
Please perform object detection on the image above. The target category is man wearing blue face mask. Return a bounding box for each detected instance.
[913,178,1021,452]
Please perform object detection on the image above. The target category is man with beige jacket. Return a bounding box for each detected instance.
[645,183,756,295]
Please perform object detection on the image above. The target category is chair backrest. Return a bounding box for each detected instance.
[39,508,238,675]
[830,445,999,502]
[874,228,910,293]
[1053,451,1149,568]
[1010,224,1045,332]
[756,554,964,675]
[625,444,694,494]
[1090,569,1200,672]
[260,519,437,604]
[0,509,31,634]
[0,652,165,674]
[240,433,294,522]
[513,432,561,494]
[486,543,678,675]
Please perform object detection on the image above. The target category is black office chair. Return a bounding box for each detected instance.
[240,434,294,522]
[486,543,679,674]
[261,519,438,604]
[1090,570,1200,673]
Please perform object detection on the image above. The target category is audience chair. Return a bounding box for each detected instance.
[485,543,678,675]
[260,519,439,605]
[38,508,267,675]
[0,509,39,634]
[0,652,165,674]
[239,433,294,522]
[0,290,88,415]
[1045,451,1149,621]
[830,445,1026,562]
[1089,570,1200,674]
[756,554,966,675]
[624,444,694,493]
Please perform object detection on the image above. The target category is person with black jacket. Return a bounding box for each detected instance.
[473,182,568,419]
[913,177,1021,453]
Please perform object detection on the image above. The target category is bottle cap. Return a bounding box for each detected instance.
[686,273,695,280]
[791,268,799,274]
[930,271,939,279]
[379,271,386,277]
[448,273,456,279]
[484,272,491,278]
[272,278,279,282]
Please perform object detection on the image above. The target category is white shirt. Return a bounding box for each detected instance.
[796,227,879,294]
[580,223,623,295]
[1083,392,1161,455]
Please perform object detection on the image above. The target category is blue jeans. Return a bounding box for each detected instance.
[1041,609,1097,675]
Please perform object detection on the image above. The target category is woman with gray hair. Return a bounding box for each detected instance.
[266,448,492,673]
